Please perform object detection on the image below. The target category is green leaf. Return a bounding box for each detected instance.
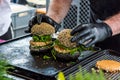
[51,49,56,60]
[33,35,52,42]
[43,55,51,60]
[53,40,95,55]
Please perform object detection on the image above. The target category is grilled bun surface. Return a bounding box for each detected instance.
[53,29,80,61]
[31,22,55,36]
[30,22,55,53]
[96,60,120,72]
[57,29,77,48]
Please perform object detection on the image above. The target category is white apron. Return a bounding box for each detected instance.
[0,0,12,36]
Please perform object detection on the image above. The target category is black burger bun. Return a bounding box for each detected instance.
[57,29,77,48]
[31,22,55,36]
[29,40,53,54]
[29,45,53,54]
[53,45,80,62]
[30,22,55,54]
[52,29,80,61]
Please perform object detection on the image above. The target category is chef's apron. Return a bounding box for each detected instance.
[90,0,120,52]
[0,0,12,40]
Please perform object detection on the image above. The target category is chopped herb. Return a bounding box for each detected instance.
[33,35,52,42]
[43,55,51,60]
[51,49,56,60]
[53,40,94,55]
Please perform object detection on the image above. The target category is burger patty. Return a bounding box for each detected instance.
[96,60,120,73]
[54,45,71,54]
[30,40,52,47]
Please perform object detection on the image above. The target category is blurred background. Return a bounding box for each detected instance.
[10,0,91,39]
[10,0,48,38]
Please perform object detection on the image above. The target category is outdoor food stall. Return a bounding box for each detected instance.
[0,0,120,80]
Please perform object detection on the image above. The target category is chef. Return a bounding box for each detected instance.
[28,0,120,52]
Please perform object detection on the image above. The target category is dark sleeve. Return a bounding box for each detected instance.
[90,0,120,20]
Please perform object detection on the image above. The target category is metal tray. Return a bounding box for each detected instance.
[64,50,120,80]
[0,35,100,80]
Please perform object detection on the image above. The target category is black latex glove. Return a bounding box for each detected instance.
[71,22,112,47]
[25,14,60,33]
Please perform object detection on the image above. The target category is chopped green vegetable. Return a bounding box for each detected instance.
[51,49,56,60]
[53,40,94,55]
[43,55,51,60]
[33,35,52,42]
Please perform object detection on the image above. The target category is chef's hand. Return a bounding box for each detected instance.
[71,22,112,47]
[25,14,60,33]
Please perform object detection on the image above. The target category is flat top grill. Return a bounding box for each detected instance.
[64,50,120,80]
[0,35,99,80]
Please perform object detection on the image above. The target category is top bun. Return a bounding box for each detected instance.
[31,22,55,36]
[57,29,77,48]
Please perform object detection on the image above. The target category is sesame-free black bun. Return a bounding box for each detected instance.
[53,45,80,61]
[55,51,80,62]
[52,29,80,61]
[30,22,55,54]
[30,45,53,54]
[57,29,77,48]
[31,22,55,36]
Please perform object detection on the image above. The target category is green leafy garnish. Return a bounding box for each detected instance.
[51,49,57,60]
[53,40,94,55]
[33,35,52,42]
[43,55,51,60]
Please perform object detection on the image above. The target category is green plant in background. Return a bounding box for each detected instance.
[69,68,106,80]
[57,68,106,80]
[57,71,65,80]
[0,59,13,80]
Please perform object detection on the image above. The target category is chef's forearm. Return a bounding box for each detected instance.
[104,12,120,36]
[46,0,72,23]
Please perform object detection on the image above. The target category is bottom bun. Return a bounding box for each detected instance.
[30,45,53,54]
[53,49,80,62]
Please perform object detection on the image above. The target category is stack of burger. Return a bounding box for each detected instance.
[52,29,80,61]
[29,22,55,53]
[30,23,82,61]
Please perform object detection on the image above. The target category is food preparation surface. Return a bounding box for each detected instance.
[0,35,99,79]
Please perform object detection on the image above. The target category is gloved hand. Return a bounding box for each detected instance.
[25,14,60,33]
[71,22,112,47]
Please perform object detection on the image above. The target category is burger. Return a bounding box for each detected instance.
[52,29,80,61]
[30,22,55,53]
